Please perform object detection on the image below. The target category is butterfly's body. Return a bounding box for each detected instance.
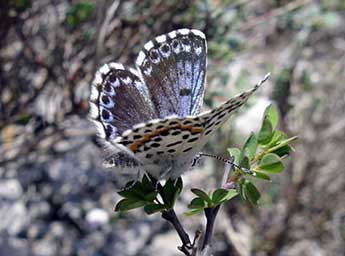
[89,28,268,182]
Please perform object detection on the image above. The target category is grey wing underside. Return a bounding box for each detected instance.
[136,28,207,118]
[89,63,158,141]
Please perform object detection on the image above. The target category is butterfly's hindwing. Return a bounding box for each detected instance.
[89,63,158,141]
[116,116,204,163]
[136,28,207,118]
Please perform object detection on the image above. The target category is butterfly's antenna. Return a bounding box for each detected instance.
[258,73,270,87]
[193,152,256,176]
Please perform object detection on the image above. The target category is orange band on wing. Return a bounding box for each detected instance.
[128,125,203,152]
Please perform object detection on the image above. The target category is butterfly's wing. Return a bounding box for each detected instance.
[136,28,207,118]
[112,115,205,178]
[197,74,270,141]
[89,63,158,143]
[103,151,145,186]
[112,74,269,179]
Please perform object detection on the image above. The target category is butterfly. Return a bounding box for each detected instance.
[89,28,269,183]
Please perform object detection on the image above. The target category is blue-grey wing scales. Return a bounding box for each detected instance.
[136,28,207,118]
[89,63,158,141]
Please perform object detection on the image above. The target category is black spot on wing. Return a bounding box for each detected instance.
[182,134,190,140]
[180,88,191,96]
[145,153,153,159]
[150,143,161,148]
[153,137,162,142]
[160,130,170,136]
[133,135,142,140]
[171,130,182,136]
[166,141,183,147]
[183,147,193,152]
[187,137,200,143]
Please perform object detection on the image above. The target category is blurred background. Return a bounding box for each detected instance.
[1,0,345,255]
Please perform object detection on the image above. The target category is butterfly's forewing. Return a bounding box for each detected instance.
[89,63,158,141]
[198,74,270,140]
[136,28,207,118]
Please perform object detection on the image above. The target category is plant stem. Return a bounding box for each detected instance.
[202,205,220,250]
[150,176,192,255]
[162,209,192,255]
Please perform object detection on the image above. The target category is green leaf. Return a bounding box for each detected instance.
[258,116,273,145]
[144,191,158,202]
[162,178,183,208]
[185,208,204,216]
[162,179,176,207]
[264,104,279,130]
[114,198,146,212]
[240,156,250,169]
[241,133,258,160]
[275,136,298,148]
[142,175,155,192]
[267,136,297,156]
[271,144,293,158]
[258,153,284,173]
[191,188,212,204]
[118,176,158,202]
[227,148,241,165]
[212,189,229,204]
[117,189,138,199]
[175,177,183,195]
[117,182,146,201]
[144,204,166,215]
[188,198,206,209]
[252,171,271,181]
[265,130,287,148]
[243,180,261,205]
[212,189,238,204]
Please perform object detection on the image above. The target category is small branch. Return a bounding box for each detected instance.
[202,160,234,252]
[202,205,220,250]
[147,175,192,255]
[161,209,192,255]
